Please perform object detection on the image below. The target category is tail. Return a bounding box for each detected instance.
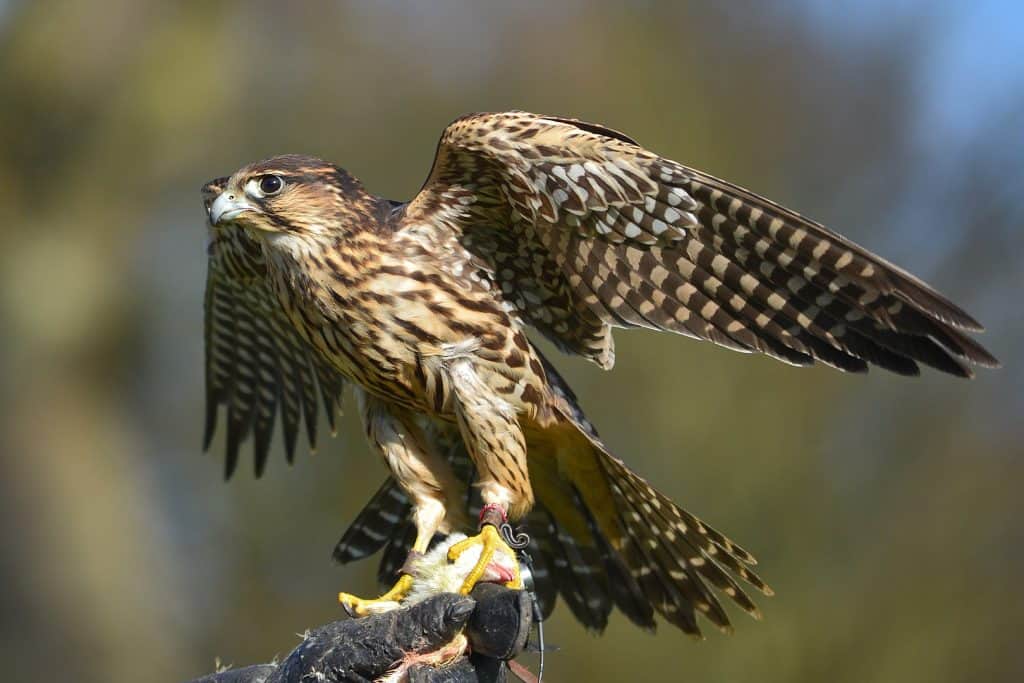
[332,477,415,581]
[334,351,771,637]
[536,346,775,635]
[556,428,772,636]
[524,396,770,636]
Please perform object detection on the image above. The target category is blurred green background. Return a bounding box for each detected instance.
[1,2,1021,681]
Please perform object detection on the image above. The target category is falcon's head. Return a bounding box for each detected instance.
[202,154,378,240]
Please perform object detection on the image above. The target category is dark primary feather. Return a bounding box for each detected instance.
[405,111,997,378]
[202,179,346,478]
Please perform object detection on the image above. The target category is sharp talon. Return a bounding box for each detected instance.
[338,574,414,616]
[339,595,360,619]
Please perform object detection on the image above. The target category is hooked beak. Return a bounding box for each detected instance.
[209,192,258,226]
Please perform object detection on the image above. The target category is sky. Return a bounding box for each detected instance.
[797,0,1024,140]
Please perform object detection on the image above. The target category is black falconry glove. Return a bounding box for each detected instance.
[188,585,534,683]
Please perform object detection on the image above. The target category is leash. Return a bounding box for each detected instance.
[514,540,545,683]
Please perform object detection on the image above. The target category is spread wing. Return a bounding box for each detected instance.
[202,178,346,478]
[404,111,998,377]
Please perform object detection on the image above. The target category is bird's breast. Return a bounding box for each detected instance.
[271,236,552,421]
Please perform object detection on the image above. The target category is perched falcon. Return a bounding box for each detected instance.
[201,111,997,637]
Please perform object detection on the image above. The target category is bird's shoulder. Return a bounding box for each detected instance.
[437,110,638,149]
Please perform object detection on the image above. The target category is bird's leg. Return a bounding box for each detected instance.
[441,357,531,595]
[339,499,444,616]
[447,503,523,594]
[340,393,464,616]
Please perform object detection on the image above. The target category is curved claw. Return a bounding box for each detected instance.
[339,574,414,616]
[447,525,523,594]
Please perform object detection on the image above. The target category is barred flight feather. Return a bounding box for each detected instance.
[406,111,996,378]
[202,178,346,478]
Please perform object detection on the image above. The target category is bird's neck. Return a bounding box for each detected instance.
[260,226,392,323]
[257,231,318,292]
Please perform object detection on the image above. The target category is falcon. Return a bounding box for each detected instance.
[201,111,997,636]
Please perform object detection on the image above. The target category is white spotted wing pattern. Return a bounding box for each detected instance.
[407,111,998,378]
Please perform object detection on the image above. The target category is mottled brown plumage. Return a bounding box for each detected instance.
[202,111,997,637]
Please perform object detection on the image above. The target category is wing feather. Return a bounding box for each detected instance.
[202,178,346,478]
[405,111,996,376]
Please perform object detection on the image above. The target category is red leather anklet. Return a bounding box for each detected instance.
[479,503,507,527]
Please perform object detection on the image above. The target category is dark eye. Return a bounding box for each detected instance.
[258,174,284,195]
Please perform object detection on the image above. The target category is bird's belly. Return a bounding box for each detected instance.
[305,314,429,411]
[309,314,549,423]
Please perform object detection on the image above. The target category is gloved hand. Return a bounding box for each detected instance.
[188,585,534,683]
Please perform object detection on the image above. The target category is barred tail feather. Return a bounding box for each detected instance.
[531,506,613,630]
[541,425,771,637]
[596,448,771,629]
[332,478,412,564]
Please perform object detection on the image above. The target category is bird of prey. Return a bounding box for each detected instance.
[201,111,997,637]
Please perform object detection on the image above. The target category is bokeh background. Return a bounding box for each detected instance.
[1,1,1021,681]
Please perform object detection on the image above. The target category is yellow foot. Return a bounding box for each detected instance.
[339,573,414,617]
[447,525,523,594]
